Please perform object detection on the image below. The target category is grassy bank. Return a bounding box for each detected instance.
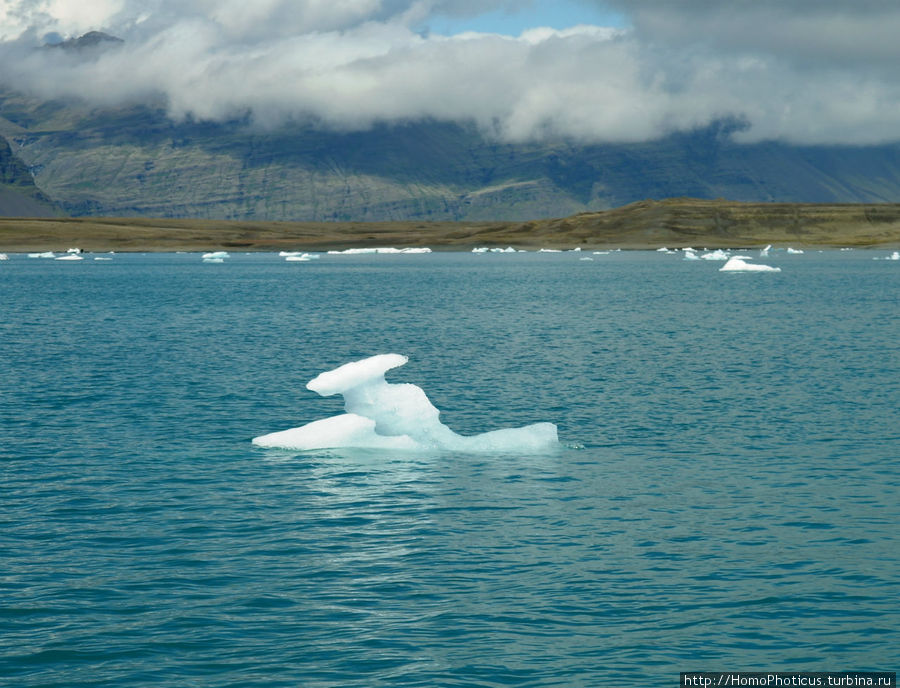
[2,198,900,252]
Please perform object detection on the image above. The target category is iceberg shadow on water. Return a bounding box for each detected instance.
[252,354,560,454]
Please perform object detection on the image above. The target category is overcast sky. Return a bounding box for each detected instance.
[2,0,900,145]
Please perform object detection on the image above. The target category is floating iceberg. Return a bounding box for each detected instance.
[28,251,56,258]
[760,244,772,257]
[55,254,84,261]
[0,253,8,260]
[252,354,559,454]
[683,248,700,260]
[786,247,804,254]
[327,247,431,255]
[720,256,781,272]
[701,249,730,261]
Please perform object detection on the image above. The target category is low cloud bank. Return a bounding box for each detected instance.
[3,0,900,145]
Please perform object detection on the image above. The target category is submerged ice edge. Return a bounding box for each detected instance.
[252,353,560,454]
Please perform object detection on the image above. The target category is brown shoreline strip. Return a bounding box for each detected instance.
[2,198,900,252]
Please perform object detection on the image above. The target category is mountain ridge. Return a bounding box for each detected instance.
[4,81,900,221]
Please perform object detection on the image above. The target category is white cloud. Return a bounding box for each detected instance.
[3,0,900,144]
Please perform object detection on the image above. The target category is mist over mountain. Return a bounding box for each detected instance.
[3,84,900,221]
[6,5,900,221]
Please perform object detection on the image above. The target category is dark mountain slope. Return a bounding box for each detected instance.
[0,135,62,217]
[3,89,900,221]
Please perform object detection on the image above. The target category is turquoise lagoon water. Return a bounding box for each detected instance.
[1,250,898,686]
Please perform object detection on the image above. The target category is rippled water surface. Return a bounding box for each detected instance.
[2,250,898,686]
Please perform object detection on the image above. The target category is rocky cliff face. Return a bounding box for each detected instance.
[3,89,900,221]
[0,134,61,217]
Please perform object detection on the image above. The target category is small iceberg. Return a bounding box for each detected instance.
[28,251,56,258]
[720,256,781,272]
[252,354,560,454]
[202,251,229,262]
[873,251,900,261]
[327,247,431,255]
[683,248,700,260]
[786,247,804,254]
[701,249,730,261]
[55,254,84,261]
[760,244,772,257]
[0,253,8,261]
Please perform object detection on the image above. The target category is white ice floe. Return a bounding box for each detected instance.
[28,251,56,258]
[701,249,730,261]
[252,354,559,454]
[0,253,8,260]
[93,257,113,261]
[55,254,84,261]
[760,244,772,257]
[683,248,700,260]
[202,251,229,262]
[327,247,431,255]
[538,248,562,253]
[66,247,83,254]
[873,251,900,260]
[285,252,322,262]
[786,247,804,254]
[719,256,781,272]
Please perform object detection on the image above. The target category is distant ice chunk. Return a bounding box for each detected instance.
[55,254,83,261]
[786,247,804,254]
[538,248,561,253]
[28,251,56,258]
[683,248,700,260]
[327,247,430,255]
[720,256,781,272]
[0,253,8,260]
[203,251,229,259]
[253,354,560,454]
[701,249,730,260]
[760,244,772,257]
